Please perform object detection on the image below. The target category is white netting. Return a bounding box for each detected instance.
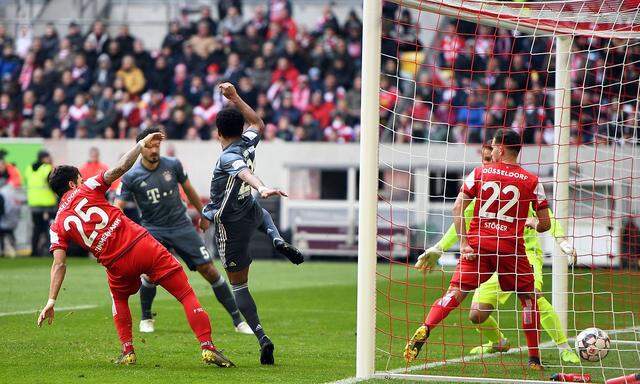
[371,0,640,382]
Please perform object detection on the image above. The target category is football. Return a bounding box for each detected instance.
[575,327,611,362]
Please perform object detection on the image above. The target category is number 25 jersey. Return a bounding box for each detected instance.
[49,172,147,266]
[462,162,548,256]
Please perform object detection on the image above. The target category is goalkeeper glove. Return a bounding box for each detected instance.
[415,245,443,271]
[557,239,577,266]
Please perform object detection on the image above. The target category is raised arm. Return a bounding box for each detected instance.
[219,82,265,134]
[37,249,68,327]
[237,168,287,199]
[103,132,164,185]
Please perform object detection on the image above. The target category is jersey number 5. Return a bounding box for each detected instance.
[478,181,520,223]
[63,198,109,247]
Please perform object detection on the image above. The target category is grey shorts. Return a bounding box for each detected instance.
[147,225,211,271]
[214,203,264,272]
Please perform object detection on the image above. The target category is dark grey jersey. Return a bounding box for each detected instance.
[204,129,260,223]
[117,157,191,230]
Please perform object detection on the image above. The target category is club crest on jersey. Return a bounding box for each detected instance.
[163,170,172,182]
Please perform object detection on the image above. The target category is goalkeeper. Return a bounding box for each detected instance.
[415,143,580,364]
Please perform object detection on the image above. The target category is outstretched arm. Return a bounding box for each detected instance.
[104,132,164,185]
[219,82,265,134]
[237,168,287,199]
[37,249,68,327]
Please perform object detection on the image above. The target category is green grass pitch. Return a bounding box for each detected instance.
[1,258,638,383]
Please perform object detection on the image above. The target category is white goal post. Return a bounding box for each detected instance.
[356,0,640,382]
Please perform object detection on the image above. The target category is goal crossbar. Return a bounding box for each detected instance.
[386,0,640,38]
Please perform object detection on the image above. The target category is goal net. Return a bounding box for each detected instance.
[357,0,640,382]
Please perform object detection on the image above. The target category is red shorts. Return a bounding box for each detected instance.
[450,253,535,293]
[106,234,183,299]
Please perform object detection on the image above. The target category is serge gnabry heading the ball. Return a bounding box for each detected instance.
[37,82,304,367]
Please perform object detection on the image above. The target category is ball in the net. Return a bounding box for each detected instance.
[575,327,610,362]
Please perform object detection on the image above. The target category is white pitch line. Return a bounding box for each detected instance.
[0,304,98,317]
[327,326,640,384]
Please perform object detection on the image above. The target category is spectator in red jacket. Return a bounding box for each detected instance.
[307,90,334,129]
[271,57,299,88]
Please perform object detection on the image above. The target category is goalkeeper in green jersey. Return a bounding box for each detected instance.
[415,143,580,364]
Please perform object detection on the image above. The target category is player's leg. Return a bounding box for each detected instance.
[258,207,304,265]
[137,232,172,332]
[405,254,495,362]
[156,269,234,367]
[530,259,580,363]
[226,266,274,365]
[404,286,469,363]
[468,274,511,354]
[106,270,141,365]
[196,263,250,332]
[516,292,542,369]
[170,226,249,333]
[502,255,542,369]
[110,292,137,364]
[139,236,234,367]
[216,206,275,364]
[139,274,157,332]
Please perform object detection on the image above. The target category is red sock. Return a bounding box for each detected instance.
[111,294,133,352]
[122,341,134,355]
[159,271,214,347]
[424,291,461,329]
[518,295,541,359]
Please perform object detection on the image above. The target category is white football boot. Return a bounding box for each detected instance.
[139,319,155,333]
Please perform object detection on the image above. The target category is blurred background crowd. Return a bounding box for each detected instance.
[0,1,363,143]
[1,1,637,146]
[379,7,640,146]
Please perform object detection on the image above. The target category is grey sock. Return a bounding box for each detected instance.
[211,276,243,326]
[231,283,267,344]
[140,276,156,320]
[259,208,282,244]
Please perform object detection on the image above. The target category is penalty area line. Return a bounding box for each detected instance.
[0,304,98,317]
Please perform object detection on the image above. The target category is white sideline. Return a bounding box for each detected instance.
[328,326,639,384]
[0,304,98,317]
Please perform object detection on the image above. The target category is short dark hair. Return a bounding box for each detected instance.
[216,108,245,138]
[49,165,81,197]
[136,126,161,143]
[492,129,522,155]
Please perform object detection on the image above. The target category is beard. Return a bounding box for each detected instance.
[145,155,160,163]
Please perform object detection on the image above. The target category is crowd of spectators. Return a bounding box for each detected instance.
[0,1,638,145]
[379,4,640,146]
[0,1,363,142]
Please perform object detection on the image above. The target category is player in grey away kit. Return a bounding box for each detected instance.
[202,82,304,365]
[115,127,252,335]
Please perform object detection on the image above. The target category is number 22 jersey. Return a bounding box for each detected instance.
[462,162,549,256]
[49,172,148,266]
